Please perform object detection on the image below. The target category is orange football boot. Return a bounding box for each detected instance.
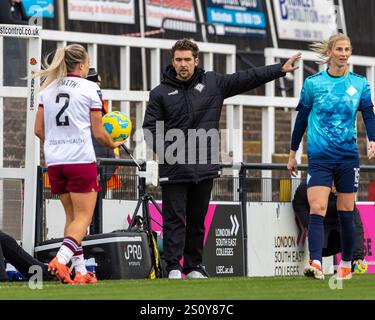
[336,266,352,280]
[48,257,74,284]
[73,271,98,284]
[303,259,325,280]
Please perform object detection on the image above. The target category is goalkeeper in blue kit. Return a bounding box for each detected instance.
[287,34,375,280]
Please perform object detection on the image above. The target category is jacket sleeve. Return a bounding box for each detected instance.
[215,63,285,99]
[142,90,164,155]
[353,206,366,260]
[358,80,375,141]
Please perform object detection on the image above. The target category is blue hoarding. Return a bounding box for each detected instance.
[206,0,266,37]
[22,0,54,18]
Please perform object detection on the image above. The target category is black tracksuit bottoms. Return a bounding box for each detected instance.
[161,179,213,274]
[0,231,52,281]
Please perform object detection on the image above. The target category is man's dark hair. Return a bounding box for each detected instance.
[171,39,199,59]
[86,67,101,83]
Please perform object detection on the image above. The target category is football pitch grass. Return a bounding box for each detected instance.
[0,274,374,300]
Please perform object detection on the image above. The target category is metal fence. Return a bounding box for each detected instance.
[40,162,375,203]
[35,160,375,245]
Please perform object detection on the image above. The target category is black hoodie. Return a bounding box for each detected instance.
[143,63,285,184]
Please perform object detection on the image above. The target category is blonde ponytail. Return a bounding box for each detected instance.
[36,44,87,91]
[310,39,330,65]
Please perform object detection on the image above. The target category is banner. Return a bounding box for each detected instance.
[68,0,135,24]
[145,0,196,31]
[272,0,337,41]
[202,204,245,277]
[148,202,245,277]
[352,204,375,273]
[22,0,54,18]
[206,0,266,37]
[246,202,334,276]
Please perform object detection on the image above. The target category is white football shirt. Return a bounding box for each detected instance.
[38,75,102,166]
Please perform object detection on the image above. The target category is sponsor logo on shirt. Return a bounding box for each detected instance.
[168,90,178,96]
[346,86,357,96]
[97,90,103,99]
[307,173,311,185]
[354,168,360,188]
[194,83,205,93]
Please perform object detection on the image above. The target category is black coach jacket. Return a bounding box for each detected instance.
[143,63,285,184]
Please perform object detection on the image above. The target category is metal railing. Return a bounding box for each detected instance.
[36,160,375,241]
[35,160,375,275]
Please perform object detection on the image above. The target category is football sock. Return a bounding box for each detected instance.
[338,211,356,262]
[56,236,80,265]
[308,214,324,263]
[71,246,87,275]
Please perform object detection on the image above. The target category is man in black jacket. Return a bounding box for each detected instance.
[143,38,301,279]
[292,181,367,271]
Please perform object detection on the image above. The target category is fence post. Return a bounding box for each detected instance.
[238,163,247,276]
[91,166,104,235]
[34,166,44,246]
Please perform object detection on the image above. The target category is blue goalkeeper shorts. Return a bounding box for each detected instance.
[307,160,360,193]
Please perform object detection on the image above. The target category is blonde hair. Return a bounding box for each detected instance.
[37,44,87,91]
[310,34,351,65]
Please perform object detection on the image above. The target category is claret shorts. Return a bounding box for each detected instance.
[47,162,100,194]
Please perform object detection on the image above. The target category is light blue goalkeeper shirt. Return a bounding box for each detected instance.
[291,69,375,162]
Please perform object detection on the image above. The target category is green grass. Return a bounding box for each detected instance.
[0,274,374,300]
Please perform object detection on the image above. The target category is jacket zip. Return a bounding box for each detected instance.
[182,86,199,182]
[182,87,195,125]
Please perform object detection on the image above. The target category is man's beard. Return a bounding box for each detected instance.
[178,70,192,80]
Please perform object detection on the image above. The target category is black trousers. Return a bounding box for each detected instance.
[0,231,52,281]
[161,179,213,274]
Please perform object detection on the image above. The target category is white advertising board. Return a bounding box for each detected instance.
[45,199,137,239]
[145,0,196,28]
[247,202,333,276]
[68,0,135,24]
[272,0,337,41]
